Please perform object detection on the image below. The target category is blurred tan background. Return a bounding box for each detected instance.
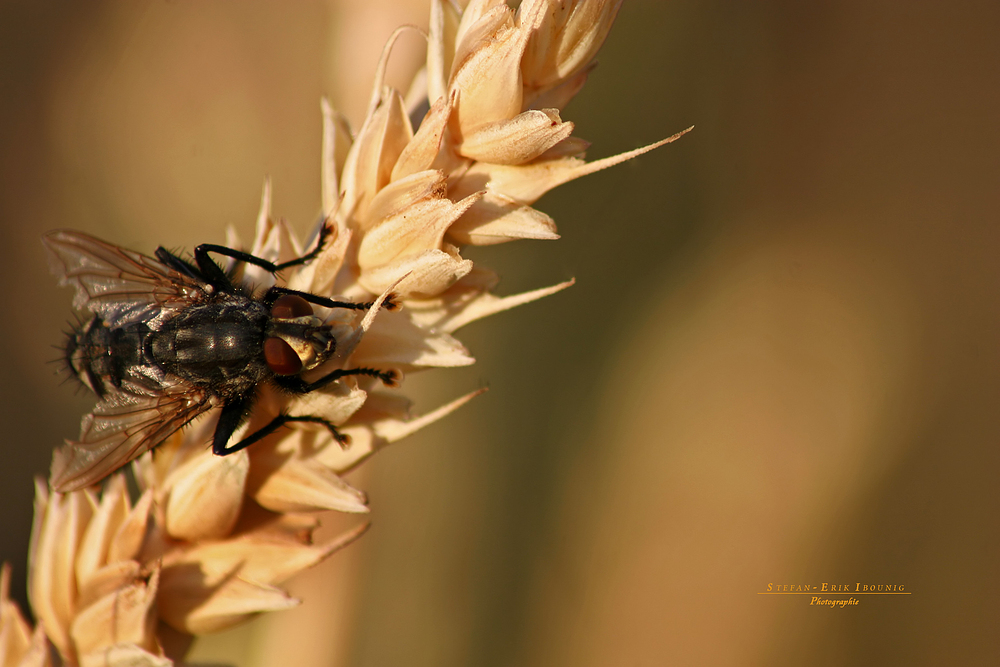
[2,1,998,665]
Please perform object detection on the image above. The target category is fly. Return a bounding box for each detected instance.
[44,225,397,493]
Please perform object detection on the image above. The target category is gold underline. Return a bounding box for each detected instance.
[758,592,911,595]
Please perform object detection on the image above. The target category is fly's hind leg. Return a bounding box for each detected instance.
[215,412,350,454]
[211,365,397,457]
[212,391,356,456]
[211,395,254,455]
[193,224,333,290]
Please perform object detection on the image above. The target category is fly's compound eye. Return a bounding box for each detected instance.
[264,337,303,375]
[271,294,314,319]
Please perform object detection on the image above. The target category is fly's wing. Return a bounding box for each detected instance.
[50,387,212,493]
[42,229,205,325]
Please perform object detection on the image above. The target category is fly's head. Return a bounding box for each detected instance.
[263,294,336,376]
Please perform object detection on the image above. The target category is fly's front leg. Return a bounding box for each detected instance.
[274,367,398,395]
[264,286,398,312]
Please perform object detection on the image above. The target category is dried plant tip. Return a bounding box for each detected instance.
[248,452,370,514]
[458,108,574,164]
[1,563,52,667]
[107,490,153,565]
[519,0,624,107]
[70,569,159,657]
[164,449,249,542]
[79,644,171,667]
[158,567,299,635]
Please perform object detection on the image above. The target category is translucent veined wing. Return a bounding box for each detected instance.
[42,229,207,325]
[50,386,213,492]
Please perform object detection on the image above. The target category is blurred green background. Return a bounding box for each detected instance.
[1,1,998,665]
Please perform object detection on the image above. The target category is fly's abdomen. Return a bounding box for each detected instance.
[66,316,153,397]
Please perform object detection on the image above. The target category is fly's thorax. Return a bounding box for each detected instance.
[151,301,264,362]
